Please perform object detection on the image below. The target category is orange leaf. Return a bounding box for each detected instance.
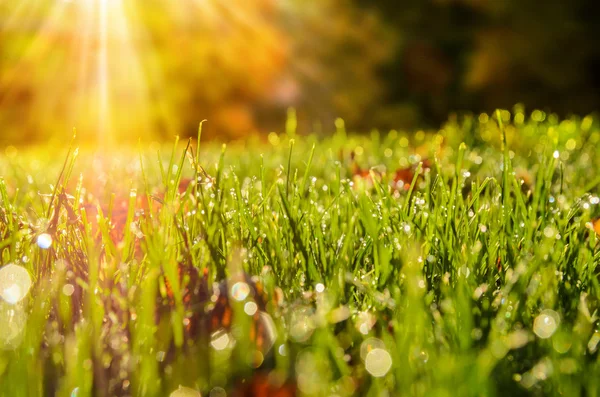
[231,372,296,397]
[393,168,415,189]
[593,218,600,236]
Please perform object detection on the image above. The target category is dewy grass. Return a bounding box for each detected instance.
[1,110,600,396]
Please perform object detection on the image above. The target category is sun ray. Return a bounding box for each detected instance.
[1,0,296,143]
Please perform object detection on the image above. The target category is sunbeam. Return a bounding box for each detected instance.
[0,0,380,143]
[0,0,156,144]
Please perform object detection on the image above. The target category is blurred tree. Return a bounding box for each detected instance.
[275,0,393,133]
[0,0,392,143]
[127,0,393,139]
[128,0,289,139]
[3,0,599,144]
[463,0,600,115]
[357,0,600,126]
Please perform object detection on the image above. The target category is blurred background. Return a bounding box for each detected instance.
[1,0,599,144]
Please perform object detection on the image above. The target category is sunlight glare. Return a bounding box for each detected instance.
[0,264,32,304]
[0,0,155,144]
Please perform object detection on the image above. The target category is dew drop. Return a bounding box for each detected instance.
[37,233,53,249]
[360,338,386,361]
[0,264,32,304]
[244,301,258,316]
[278,344,287,356]
[355,311,376,335]
[290,307,315,342]
[365,348,392,377]
[230,282,250,301]
[210,329,232,351]
[533,310,560,339]
[62,284,75,297]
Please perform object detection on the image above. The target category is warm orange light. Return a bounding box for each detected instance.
[0,0,302,143]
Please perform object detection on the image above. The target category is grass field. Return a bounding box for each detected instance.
[2,110,600,396]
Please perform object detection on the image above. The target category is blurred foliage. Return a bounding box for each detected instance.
[360,0,600,127]
[1,0,599,143]
[0,0,390,143]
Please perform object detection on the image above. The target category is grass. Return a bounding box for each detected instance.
[1,109,600,396]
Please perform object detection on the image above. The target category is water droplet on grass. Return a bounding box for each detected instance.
[37,233,53,249]
[365,348,392,377]
[230,282,250,301]
[62,284,75,297]
[355,311,376,335]
[290,307,315,342]
[0,264,32,304]
[360,338,385,361]
[244,301,258,316]
[533,310,560,339]
[210,329,232,351]
[278,344,288,356]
